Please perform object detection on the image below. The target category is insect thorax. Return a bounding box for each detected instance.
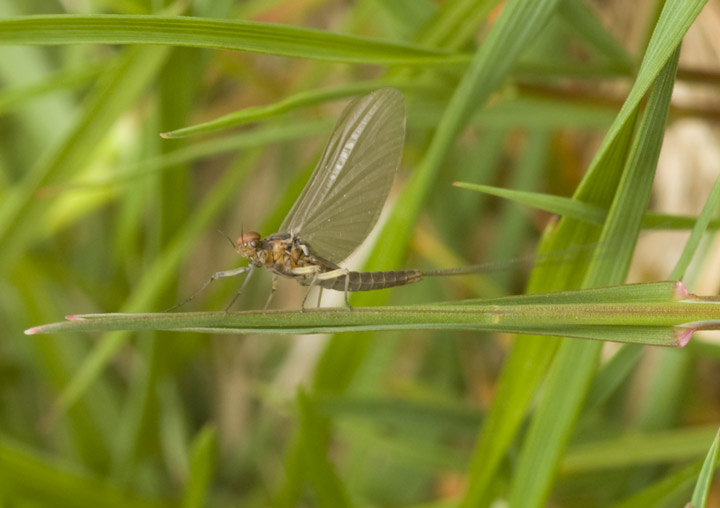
[240,233,338,282]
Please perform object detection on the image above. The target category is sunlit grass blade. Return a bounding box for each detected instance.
[0,64,102,116]
[0,14,467,66]
[0,45,169,272]
[461,117,637,508]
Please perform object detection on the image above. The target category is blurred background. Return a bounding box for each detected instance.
[2,0,720,506]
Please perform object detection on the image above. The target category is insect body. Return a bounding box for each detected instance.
[236,229,422,308]
[171,87,602,311]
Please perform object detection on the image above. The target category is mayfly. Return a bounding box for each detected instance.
[176,88,590,311]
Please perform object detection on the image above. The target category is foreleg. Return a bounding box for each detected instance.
[164,266,252,312]
[224,266,257,311]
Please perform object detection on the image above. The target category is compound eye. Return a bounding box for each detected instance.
[237,231,261,247]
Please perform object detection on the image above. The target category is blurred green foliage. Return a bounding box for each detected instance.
[1,0,719,507]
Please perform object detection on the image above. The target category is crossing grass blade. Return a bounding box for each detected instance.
[508,34,686,508]
[461,0,705,504]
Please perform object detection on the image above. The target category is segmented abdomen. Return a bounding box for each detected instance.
[319,270,423,292]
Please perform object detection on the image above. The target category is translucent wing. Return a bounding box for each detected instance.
[279,88,405,263]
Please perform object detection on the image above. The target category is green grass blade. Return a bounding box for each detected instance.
[475,94,617,130]
[182,426,217,508]
[418,0,501,50]
[576,0,706,185]
[584,344,645,411]
[670,169,720,280]
[688,428,720,508]
[452,182,720,230]
[460,119,638,508]
[558,0,634,71]
[454,181,607,223]
[162,79,435,138]
[608,461,702,508]
[561,425,719,473]
[0,45,170,272]
[508,42,682,508]
[0,437,169,508]
[59,120,332,190]
[26,281,720,347]
[0,14,467,66]
[0,64,102,116]
[297,391,354,508]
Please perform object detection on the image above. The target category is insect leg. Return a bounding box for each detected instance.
[287,266,322,311]
[300,269,322,312]
[164,266,252,312]
[224,265,256,311]
[314,268,352,310]
[264,275,279,310]
[316,287,323,308]
[344,271,352,309]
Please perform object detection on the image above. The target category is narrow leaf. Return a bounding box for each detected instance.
[688,428,720,508]
[0,14,466,66]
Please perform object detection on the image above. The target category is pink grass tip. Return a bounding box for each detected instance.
[675,327,695,348]
[672,281,692,299]
[24,327,40,335]
[159,132,172,139]
[65,315,86,321]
